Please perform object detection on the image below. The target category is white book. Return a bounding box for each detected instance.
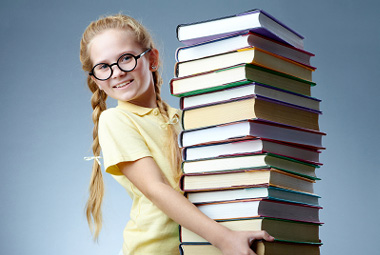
[197,199,320,222]
[187,186,320,206]
[180,120,325,149]
[183,138,320,163]
[181,83,320,111]
[182,154,318,178]
[177,9,304,50]
[176,32,313,65]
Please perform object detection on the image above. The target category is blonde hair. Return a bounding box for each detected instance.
[79,14,182,240]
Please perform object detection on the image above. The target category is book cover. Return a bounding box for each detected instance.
[170,63,316,97]
[180,217,321,243]
[176,31,314,65]
[181,95,321,131]
[180,82,321,111]
[182,138,321,164]
[182,153,320,178]
[179,119,325,149]
[175,47,315,80]
[186,186,320,206]
[176,9,304,49]
[180,168,316,193]
[179,241,321,255]
[196,198,321,223]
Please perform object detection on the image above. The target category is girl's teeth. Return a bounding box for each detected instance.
[116,81,131,88]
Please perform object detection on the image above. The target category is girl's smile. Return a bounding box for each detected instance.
[114,79,134,89]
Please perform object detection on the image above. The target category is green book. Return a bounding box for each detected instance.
[170,64,316,97]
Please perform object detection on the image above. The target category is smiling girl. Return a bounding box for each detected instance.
[80,14,273,255]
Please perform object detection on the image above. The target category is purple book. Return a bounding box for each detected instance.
[176,9,304,50]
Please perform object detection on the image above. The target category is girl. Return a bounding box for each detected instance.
[80,14,273,255]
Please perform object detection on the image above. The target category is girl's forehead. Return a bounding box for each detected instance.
[89,29,141,63]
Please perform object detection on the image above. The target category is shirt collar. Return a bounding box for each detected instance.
[117,100,182,119]
[117,101,156,116]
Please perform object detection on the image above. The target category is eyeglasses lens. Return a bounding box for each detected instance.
[92,64,109,80]
[118,54,137,72]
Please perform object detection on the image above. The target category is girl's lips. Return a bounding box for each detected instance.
[113,80,133,89]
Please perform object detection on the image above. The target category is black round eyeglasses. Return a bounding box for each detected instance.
[89,49,151,81]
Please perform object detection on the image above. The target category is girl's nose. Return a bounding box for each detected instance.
[111,65,126,79]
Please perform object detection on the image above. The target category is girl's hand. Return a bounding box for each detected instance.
[216,230,274,255]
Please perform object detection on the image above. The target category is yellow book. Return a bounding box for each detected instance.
[182,96,320,131]
[181,169,315,193]
[175,47,315,81]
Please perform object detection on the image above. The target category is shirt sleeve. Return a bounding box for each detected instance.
[98,108,152,175]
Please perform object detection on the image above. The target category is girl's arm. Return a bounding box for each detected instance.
[118,157,274,255]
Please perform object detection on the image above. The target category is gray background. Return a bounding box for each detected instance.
[1,0,379,254]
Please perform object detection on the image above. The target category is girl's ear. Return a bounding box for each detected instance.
[149,48,159,71]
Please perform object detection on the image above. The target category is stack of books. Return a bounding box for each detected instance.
[171,9,324,255]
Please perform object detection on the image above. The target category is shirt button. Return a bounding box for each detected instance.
[153,109,159,115]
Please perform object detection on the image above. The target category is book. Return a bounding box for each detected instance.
[183,138,321,164]
[176,32,314,66]
[180,217,321,243]
[179,119,325,149]
[182,96,320,131]
[180,82,320,111]
[187,186,320,206]
[171,64,315,97]
[176,9,304,49]
[179,241,321,255]
[175,47,315,80]
[197,198,321,222]
[181,169,315,193]
[252,241,321,255]
[182,153,319,178]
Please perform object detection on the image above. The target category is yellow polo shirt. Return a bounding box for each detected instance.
[98,100,182,255]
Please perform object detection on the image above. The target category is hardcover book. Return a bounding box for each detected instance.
[182,153,319,178]
[176,32,314,65]
[179,241,321,255]
[182,96,320,131]
[182,138,321,164]
[180,217,321,243]
[175,47,315,80]
[180,82,320,111]
[170,64,315,97]
[196,198,321,223]
[181,168,316,193]
[186,186,320,206]
[176,9,304,49]
[179,119,325,149]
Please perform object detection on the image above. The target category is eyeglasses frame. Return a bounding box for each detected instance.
[89,48,151,81]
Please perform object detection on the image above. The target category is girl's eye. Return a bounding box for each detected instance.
[99,64,109,69]
[120,55,133,63]
[95,64,109,71]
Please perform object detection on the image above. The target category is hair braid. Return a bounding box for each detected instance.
[153,72,182,183]
[85,77,108,240]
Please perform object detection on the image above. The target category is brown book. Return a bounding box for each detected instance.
[180,217,321,244]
